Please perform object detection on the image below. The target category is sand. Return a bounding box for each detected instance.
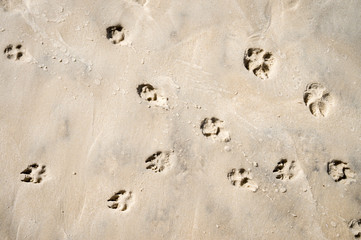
[0,0,361,239]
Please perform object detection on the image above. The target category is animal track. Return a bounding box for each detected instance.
[200,117,230,142]
[303,83,334,117]
[145,151,174,173]
[20,163,46,183]
[273,159,297,180]
[327,160,355,184]
[243,48,275,79]
[227,168,258,192]
[349,219,361,239]
[4,44,24,61]
[107,190,133,211]
[106,25,125,44]
[137,83,169,110]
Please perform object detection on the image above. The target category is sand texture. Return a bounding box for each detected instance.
[0,0,361,239]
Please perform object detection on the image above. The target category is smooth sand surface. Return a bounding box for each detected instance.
[0,0,361,239]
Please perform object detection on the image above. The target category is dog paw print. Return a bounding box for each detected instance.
[303,83,334,117]
[106,25,125,44]
[327,160,355,184]
[107,190,133,211]
[4,44,24,61]
[145,151,174,173]
[243,48,275,79]
[200,117,230,142]
[227,168,258,192]
[349,219,361,239]
[20,163,46,183]
[137,84,169,110]
[273,159,298,180]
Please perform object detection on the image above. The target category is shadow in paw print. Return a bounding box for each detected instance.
[107,190,133,211]
[200,117,230,142]
[327,160,355,184]
[20,163,46,183]
[4,44,24,60]
[106,25,125,44]
[303,83,334,117]
[243,48,274,79]
[137,84,157,101]
[136,83,169,109]
[273,159,297,180]
[349,219,361,239]
[145,151,173,173]
[227,168,258,192]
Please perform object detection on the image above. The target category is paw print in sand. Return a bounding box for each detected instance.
[106,25,125,44]
[349,219,361,239]
[303,83,334,117]
[20,163,46,183]
[200,117,230,142]
[327,160,355,184]
[107,190,133,211]
[137,83,169,110]
[145,151,174,173]
[243,48,275,79]
[4,44,24,61]
[227,168,258,192]
[273,159,298,180]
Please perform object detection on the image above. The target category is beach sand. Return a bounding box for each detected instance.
[0,0,361,239]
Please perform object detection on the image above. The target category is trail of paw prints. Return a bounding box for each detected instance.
[303,83,334,117]
[273,159,298,180]
[227,168,258,192]
[137,83,169,110]
[20,164,46,183]
[4,44,24,61]
[200,117,230,142]
[145,151,174,173]
[243,48,275,79]
[106,25,125,44]
[349,219,361,239]
[327,160,355,184]
[107,190,133,211]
